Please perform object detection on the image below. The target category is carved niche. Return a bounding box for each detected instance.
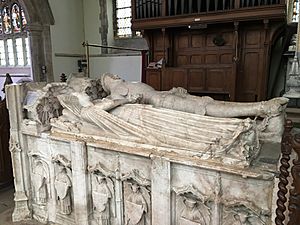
[88,162,116,225]
[52,154,73,215]
[31,155,50,205]
[121,169,151,225]
[173,185,212,225]
[222,200,270,225]
[29,154,51,223]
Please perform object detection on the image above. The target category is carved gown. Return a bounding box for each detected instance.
[55,95,259,161]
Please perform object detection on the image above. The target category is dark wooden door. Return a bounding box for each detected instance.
[0,99,12,188]
[236,26,268,102]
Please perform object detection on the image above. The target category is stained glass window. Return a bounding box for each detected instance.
[3,6,11,34]
[21,8,27,29]
[115,0,132,37]
[12,4,21,33]
[293,0,299,22]
[0,1,29,67]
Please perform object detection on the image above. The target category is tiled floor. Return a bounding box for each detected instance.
[0,186,47,225]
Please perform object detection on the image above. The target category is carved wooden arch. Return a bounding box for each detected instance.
[15,0,55,82]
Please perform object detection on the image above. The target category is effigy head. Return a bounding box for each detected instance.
[67,73,108,100]
[100,73,123,94]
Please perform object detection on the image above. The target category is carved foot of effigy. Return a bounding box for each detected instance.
[260,97,289,117]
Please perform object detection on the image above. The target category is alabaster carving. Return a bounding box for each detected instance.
[31,157,50,205]
[9,135,21,153]
[42,73,288,166]
[222,200,270,225]
[88,163,116,225]
[124,183,150,225]
[52,155,73,215]
[52,154,71,169]
[174,185,212,225]
[122,170,151,225]
[55,166,72,215]
[6,73,286,225]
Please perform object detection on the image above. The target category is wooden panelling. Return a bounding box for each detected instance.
[244,29,262,48]
[220,53,233,64]
[154,32,165,50]
[236,26,266,102]
[190,55,203,64]
[177,55,190,66]
[162,68,187,90]
[144,22,276,102]
[206,68,227,92]
[188,69,206,92]
[223,32,234,46]
[153,52,164,62]
[177,35,189,49]
[146,69,161,90]
[191,34,204,48]
[205,54,218,64]
[206,34,217,47]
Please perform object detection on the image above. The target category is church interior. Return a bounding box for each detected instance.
[1,0,300,224]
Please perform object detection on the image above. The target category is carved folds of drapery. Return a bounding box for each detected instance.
[52,154,73,215]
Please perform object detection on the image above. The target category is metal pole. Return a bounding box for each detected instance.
[83,41,90,78]
[82,42,148,81]
[83,42,145,52]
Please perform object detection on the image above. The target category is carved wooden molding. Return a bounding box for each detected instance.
[288,133,300,225]
[275,120,293,225]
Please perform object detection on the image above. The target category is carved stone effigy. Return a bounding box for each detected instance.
[5,73,288,225]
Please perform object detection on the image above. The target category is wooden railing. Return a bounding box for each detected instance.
[275,119,300,225]
[133,0,285,19]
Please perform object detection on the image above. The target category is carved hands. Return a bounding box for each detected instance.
[128,94,143,104]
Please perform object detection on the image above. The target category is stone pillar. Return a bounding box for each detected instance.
[42,26,54,82]
[115,157,124,225]
[6,84,31,222]
[99,0,108,54]
[151,156,171,225]
[70,141,89,225]
[28,24,54,82]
